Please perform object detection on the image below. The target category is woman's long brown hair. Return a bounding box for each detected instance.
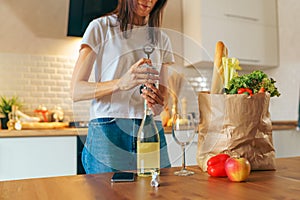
[115,0,168,44]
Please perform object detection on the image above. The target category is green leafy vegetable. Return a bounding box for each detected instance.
[225,70,280,97]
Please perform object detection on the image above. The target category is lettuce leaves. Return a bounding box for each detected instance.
[225,70,280,97]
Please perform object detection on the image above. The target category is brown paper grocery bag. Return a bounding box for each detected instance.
[197,92,276,171]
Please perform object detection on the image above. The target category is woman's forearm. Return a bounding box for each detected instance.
[71,80,120,102]
[71,45,121,102]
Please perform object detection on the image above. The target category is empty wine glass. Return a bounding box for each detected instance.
[172,113,196,176]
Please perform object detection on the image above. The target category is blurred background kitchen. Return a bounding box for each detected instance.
[0,0,299,124]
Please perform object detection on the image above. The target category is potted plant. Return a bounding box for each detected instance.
[0,96,22,129]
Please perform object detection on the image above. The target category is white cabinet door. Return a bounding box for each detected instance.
[182,0,278,69]
[165,134,198,167]
[201,16,278,68]
[200,0,277,25]
[0,136,77,181]
[226,0,277,25]
[273,130,300,158]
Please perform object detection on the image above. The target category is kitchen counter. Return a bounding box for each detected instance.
[0,125,297,138]
[163,120,298,133]
[0,157,299,199]
[0,128,88,138]
[272,120,298,130]
[0,120,297,138]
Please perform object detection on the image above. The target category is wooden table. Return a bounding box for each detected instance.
[1,157,300,200]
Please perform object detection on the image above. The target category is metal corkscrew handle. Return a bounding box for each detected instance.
[140,44,156,94]
[143,44,155,59]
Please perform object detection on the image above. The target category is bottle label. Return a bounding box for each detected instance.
[137,142,160,175]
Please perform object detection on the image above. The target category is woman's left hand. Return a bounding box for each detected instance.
[141,83,164,115]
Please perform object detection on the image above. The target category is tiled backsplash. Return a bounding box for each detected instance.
[0,53,90,122]
[172,66,213,120]
[0,53,212,122]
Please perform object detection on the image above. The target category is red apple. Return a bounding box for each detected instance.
[225,157,251,182]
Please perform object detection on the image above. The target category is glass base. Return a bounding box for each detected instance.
[174,169,194,176]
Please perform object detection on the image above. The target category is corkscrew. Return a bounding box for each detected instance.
[140,44,157,94]
[143,44,155,59]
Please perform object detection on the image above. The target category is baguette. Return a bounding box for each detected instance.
[214,41,228,78]
[211,41,228,94]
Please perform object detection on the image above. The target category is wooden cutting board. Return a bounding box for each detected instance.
[21,122,69,130]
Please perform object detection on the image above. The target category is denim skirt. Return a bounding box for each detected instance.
[81,118,171,174]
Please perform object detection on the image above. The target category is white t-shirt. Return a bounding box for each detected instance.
[82,14,175,120]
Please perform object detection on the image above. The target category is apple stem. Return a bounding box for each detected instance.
[231,151,241,159]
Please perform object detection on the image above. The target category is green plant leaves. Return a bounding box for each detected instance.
[0,96,22,115]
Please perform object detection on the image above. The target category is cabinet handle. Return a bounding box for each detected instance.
[239,58,260,63]
[225,13,259,22]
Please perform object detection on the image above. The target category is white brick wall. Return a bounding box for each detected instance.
[0,53,90,122]
[0,53,213,123]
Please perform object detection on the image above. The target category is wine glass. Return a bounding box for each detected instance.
[172,113,196,176]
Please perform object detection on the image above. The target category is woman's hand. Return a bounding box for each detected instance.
[141,83,164,115]
[117,58,160,91]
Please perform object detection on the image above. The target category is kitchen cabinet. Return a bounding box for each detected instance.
[182,0,278,69]
[165,129,300,168]
[272,130,300,158]
[0,136,77,181]
[165,134,198,167]
[77,135,87,174]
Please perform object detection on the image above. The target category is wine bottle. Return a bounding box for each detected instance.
[137,100,160,177]
[7,105,22,131]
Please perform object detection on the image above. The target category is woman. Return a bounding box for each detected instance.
[71,0,174,174]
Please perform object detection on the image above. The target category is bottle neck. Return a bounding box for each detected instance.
[8,105,19,120]
[144,100,153,116]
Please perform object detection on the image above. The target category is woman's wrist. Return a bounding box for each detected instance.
[116,79,127,91]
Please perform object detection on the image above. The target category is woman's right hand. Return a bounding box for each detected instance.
[117,58,160,91]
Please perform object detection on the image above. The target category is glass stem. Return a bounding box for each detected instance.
[181,144,186,171]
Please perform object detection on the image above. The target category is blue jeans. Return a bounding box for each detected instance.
[82,118,171,174]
